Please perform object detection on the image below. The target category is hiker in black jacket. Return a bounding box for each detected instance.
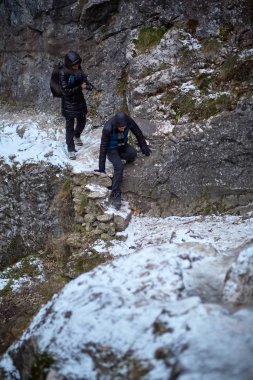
[95,112,151,209]
[59,50,92,159]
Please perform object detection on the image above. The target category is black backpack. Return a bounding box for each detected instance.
[50,62,64,98]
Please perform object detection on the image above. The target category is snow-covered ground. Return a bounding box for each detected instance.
[94,213,253,257]
[1,111,253,380]
[0,111,107,173]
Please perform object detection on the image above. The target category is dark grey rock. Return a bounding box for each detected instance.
[122,110,253,215]
[0,163,72,270]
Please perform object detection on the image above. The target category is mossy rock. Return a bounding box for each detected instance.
[30,352,55,380]
[134,26,167,53]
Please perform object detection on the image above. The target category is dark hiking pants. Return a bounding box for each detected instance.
[107,144,137,194]
[65,116,86,152]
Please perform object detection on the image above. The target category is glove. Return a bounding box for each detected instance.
[86,83,94,91]
[94,169,106,173]
[142,146,152,156]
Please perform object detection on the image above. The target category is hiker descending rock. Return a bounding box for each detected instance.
[95,112,151,209]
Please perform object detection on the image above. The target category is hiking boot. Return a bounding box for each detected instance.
[68,151,76,160]
[74,137,83,146]
[111,192,121,210]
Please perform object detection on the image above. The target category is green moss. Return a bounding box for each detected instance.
[22,257,41,277]
[30,352,55,380]
[134,26,167,53]
[142,67,157,78]
[170,92,233,121]
[2,256,41,281]
[193,73,213,93]
[0,255,44,298]
[74,256,85,273]
[160,88,176,105]
[185,19,199,35]
[179,45,196,65]
[220,57,253,83]
[201,38,221,61]
[49,177,75,231]
[219,23,234,41]
[73,252,111,276]
[78,193,88,215]
[117,69,128,96]
[60,179,72,197]
[201,205,215,215]
[82,252,111,272]
[171,93,195,119]
[141,63,171,79]
[50,178,72,208]
[220,55,238,81]
[200,202,227,215]
[73,224,86,233]
[0,280,13,297]
[88,90,102,118]
[194,94,232,120]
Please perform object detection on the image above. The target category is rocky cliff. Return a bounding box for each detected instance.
[0,163,68,270]
[0,0,253,214]
[1,2,253,377]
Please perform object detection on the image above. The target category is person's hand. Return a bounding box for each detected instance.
[142,146,152,156]
[94,169,106,173]
[86,83,94,91]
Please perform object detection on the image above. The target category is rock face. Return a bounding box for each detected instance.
[1,0,253,215]
[0,0,252,120]
[0,160,132,272]
[0,163,67,269]
[223,242,253,305]
[71,172,131,240]
[123,110,253,215]
[1,3,253,375]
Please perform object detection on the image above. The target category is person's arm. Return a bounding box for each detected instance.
[80,72,89,90]
[97,123,111,172]
[80,72,97,91]
[59,70,83,97]
[128,117,151,156]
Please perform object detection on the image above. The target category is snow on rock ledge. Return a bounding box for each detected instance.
[1,242,253,380]
[223,242,253,305]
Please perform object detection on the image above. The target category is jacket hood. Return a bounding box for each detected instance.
[64,51,82,68]
[112,112,128,128]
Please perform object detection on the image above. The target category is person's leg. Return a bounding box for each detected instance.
[107,150,124,194]
[74,116,86,145]
[107,150,124,209]
[65,118,75,152]
[119,144,137,162]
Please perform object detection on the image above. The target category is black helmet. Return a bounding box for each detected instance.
[113,112,128,128]
[64,51,82,68]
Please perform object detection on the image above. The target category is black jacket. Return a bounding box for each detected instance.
[59,51,88,118]
[99,112,148,172]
